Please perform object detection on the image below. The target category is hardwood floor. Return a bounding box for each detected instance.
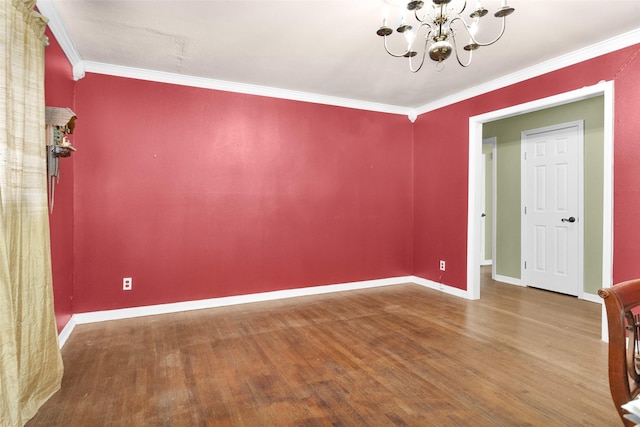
[28,270,619,426]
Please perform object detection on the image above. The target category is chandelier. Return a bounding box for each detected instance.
[376,0,515,71]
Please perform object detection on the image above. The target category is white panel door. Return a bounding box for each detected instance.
[523,121,583,296]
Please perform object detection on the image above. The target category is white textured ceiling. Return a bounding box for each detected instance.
[38,0,640,112]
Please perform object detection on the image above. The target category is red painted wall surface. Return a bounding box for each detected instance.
[71,75,414,312]
[44,25,640,315]
[413,43,640,289]
[44,29,75,331]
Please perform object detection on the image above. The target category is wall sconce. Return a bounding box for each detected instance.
[45,106,77,213]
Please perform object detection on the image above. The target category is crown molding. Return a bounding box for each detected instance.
[37,0,639,119]
[37,0,85,80]
[414,28,640,115]
[67,275,470,327]
[81,61,415,118]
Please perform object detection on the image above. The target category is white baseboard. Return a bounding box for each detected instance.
[409,276,472,299]
[580,292,603,304]
[493,274,524,287]
[58,315,77,349]
[71,276,417,325]
[57,274,601,348]
[59,275,475,346]
[491,275,603,305]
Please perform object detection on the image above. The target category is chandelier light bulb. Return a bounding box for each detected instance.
[404,29,416,47]
[469,21,478,36]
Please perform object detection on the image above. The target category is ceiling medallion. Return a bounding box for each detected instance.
[376,0,515,71]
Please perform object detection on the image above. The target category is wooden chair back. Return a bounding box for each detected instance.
[599,279,640,426]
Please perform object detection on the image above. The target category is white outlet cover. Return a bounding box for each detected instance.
[123,277,132,290]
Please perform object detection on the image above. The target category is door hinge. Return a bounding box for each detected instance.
[524,152,527,160]
[524,261,527,269]
[524,206,527,214]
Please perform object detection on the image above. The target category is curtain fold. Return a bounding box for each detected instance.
[1,1,64,425]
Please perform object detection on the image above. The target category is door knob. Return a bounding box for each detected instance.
[561,216,576,223]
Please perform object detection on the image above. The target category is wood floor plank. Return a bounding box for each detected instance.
[27,272,619,426]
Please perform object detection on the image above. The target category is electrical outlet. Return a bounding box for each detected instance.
[439,260,446,271]
[123,277,132,291]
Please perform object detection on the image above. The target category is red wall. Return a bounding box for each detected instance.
[412,43,640,288]
[44,26,640,321]
[44,29,75,331]
[71,75,414,312]
[610,46,640,282]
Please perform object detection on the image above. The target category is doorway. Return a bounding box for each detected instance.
[467,81,614,340]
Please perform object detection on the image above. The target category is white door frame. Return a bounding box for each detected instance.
[481,137,496,267]
[521,121,584,297]
[480,153,487,264]
[467,81,614,341]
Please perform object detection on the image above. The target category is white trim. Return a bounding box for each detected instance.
[482,137,497,267]
[76,29,640,118]
[486,275,603,302]
[493,274,524,287]
[581,292,603,305]
[81,61,415,117]
[601,82,615,340]
[62,275,473,329]
[57,315,76,349]
[481,153,487,263]
[467,117,482,300]
[73,276,415,324]
[490,138,498,282]
[468,80,614,342]
[416,29,640,115]
[602,304,609,343]
[576,121,586,301]
[37,0,638,119]
[602,84,615,292]
[72,62,86,81]
[36,0,85,80]
[410,276,472,299]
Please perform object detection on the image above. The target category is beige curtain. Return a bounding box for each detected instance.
[0,0,64,425]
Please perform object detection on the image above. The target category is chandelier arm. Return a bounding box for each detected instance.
[451,30,472,67]
[460,15,509,48]
[382,36,412,58]
[449,16,475,42]
[413,8,428,24]
[408,34,431,73]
